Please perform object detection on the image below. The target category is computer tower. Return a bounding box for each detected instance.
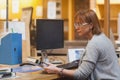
[0,33,22,65]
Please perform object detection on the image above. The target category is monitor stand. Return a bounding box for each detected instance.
[39,50,49,63]
[39,50,63,64]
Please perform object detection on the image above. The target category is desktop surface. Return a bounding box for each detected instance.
[4,70,59,80]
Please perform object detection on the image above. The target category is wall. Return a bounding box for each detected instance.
[0,0,43,20]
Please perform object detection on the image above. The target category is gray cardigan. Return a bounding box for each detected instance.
[74,33,120,80]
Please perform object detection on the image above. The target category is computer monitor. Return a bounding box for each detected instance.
[36,19,64,62]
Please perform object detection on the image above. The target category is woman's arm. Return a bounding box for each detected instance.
[44,61,95,79]
[43,63,75,77]
[74,61,95,80]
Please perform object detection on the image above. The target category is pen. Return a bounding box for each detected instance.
[42,62,49,66]
[39,61,49,67]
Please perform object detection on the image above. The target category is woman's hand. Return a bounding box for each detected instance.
[43,63,75,78]
[43,63,61,74]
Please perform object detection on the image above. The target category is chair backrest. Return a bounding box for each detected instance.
[110,28,118,49]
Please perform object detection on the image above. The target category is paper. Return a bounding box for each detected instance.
[68,48,85,62]
[36,6,43,17]
[47,1,56,19]
[0,9,6,19]
[12,0,19,13]
[12,65,43,73]
[0,32,10,46]
[7,21,26,40]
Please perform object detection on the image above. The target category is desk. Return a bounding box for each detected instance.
[7,70,60,80]
[4,56,66,80]
[0,63,60,80]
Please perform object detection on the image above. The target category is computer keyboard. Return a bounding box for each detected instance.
[57,60,79,69]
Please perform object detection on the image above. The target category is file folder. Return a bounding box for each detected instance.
[0,33,22,65]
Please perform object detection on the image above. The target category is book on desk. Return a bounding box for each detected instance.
[0,65,16,79]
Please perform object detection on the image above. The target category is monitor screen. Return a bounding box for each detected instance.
[36,19,64,50]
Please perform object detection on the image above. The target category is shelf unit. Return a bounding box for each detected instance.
[96,0,120,39]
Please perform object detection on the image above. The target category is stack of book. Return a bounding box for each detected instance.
[0,65,16,79]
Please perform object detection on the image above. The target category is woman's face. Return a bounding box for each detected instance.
[74,18,92,38]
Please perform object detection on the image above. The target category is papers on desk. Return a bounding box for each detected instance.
[7,21,26,40]
[12,65,43,73]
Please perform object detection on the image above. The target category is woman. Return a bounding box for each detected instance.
[43,9,120,80]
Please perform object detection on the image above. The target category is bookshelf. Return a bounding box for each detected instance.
[96,0,120,39]
[42,0,90,40]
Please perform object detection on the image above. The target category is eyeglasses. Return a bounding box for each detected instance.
[74,23,88,28]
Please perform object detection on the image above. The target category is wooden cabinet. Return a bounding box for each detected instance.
[96,0,120,39]
[43,0,90,40]
[62,0,90,40]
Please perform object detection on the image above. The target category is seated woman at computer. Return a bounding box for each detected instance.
[43,9,120,80]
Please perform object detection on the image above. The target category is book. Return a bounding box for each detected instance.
[0,72,16,79]
[0,65,12,72]
[12,65,43,73]
[0,65,16,79]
